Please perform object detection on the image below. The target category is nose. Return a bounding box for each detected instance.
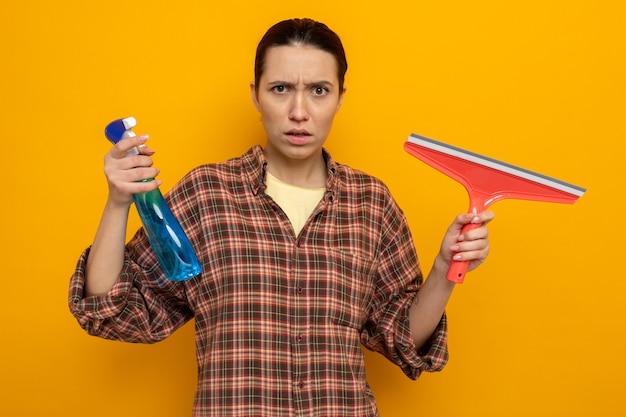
[288,92,310,121]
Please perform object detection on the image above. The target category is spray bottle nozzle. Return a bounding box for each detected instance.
[104,117,138,144]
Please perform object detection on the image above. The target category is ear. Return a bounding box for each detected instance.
[250,82,261,111]
[335,85,347,113]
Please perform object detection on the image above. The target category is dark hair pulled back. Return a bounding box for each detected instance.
[254,18,348,92]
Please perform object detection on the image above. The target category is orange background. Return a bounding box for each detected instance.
[1,1,624,416]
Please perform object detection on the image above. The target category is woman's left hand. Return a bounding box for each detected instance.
[435,211,495,274]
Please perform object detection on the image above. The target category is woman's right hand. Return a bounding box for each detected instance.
[103,134,162,207]
[85,134,162,296]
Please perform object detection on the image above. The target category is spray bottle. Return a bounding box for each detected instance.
[104,117,202,281]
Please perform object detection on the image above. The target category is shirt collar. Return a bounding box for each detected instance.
[244,145,337,201]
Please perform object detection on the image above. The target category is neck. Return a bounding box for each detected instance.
[264,147,327,188]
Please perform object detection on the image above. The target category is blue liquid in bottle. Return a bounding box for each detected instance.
[105,117,202,281]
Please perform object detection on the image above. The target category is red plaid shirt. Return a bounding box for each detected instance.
[69,145,448,416]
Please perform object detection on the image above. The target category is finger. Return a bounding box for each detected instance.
[123,167,161,183]
[110,134,150,159]
[456,210,495,226]
[109,176,163,198]
[453,240,490,261]
[476,210,495,225]
[463,225,489,241]
[457,212,476,225]
[104,155,159,183]
[447,214,476,238]
[137,144,155,155]
[104,154,155,178]
[455,235,489,251]
[126,178,163,193]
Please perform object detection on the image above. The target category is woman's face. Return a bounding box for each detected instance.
[251,44,345,165]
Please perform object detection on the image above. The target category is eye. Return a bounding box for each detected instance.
[312,86,329,96]
[271,85,288,93]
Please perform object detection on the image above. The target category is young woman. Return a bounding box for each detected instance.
[69,18,493,416]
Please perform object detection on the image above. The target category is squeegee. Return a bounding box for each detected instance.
[404,133,585,284]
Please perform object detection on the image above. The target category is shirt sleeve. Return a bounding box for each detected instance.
[68,242,194,343]
[67,173,201,344]
[360,197,448,380]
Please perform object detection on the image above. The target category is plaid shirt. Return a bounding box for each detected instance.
[69,145,448,416]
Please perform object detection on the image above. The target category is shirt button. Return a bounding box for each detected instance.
[297,287,303,294]
[298,381,305,390]
[297,334,303,342]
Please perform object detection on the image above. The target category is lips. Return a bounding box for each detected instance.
[285,129,312,145]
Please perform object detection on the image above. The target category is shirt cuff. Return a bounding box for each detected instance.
[395,303,449,379]
[68,247,135,321]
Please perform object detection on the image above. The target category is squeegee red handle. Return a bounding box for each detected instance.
[446,222,481,283]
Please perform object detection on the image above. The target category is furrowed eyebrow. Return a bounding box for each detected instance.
[307,80,334,89]
[267,80,294,87]
[267,80,334,88]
